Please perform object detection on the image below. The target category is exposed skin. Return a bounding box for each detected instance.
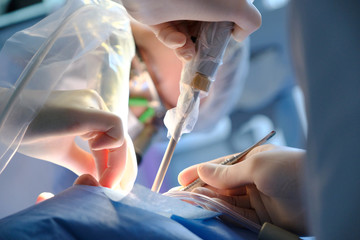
[178,144,307,235]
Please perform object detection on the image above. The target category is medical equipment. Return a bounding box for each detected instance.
[181,130,276,191]
[164,190,261,233]
[165,182,301,239]
[0,184,261,240]
[181,131,276,191]
[151,21,234,192]
[0,0,135,172]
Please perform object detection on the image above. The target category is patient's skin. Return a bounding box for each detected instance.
[131,21,183,109]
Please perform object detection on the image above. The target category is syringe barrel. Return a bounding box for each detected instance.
[195,21,233,80]
[163,21,233,141]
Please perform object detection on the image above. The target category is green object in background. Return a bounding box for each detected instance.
[138,107,155,123]
[129,97,155,123]
[129,97,148,107]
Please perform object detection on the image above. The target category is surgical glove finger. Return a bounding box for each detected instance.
[192,187,260,224]
[151,23,187,49]
[73,174,100,187]
[36,192,55,204]
[122,0,261,57]
[64,141,97,177]
[231,2,262,42]
[36,174,101,204]
[115,135,138,192]
[92,144,126,189]
[178,164,199,186]
[178,155,233,186]
[197,162,253,190]
[26,107,124,150]
[150,22,196,61]
[246,184,272,224]
[192,146,275,189]
[78,110,124,150]
[94,135,137,191]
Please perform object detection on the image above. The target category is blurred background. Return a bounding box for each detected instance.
[0,0,306,218]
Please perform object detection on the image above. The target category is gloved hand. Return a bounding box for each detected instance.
[36,174,100,204]
[18,89,137,191]
[178,144,307,235]
[120,0,261,60]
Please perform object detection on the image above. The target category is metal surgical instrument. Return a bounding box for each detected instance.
[151,21,234,193]
[181,130,276,192]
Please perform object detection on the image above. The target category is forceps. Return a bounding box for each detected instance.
[181,130,276,192]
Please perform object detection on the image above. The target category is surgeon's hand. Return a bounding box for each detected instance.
[120,0,261,60]
[19,89,137,191]
[178,144,307,235]
[36,174,100,203]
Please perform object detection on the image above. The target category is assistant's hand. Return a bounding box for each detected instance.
[19,89,137,191]
[36,174,100,203]
[178,144,307,235]
[120,0,261,60]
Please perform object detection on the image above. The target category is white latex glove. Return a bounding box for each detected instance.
[36,174,100,204]
[120,0,261,60]
[178,144,307,235]
[18,89,137,191]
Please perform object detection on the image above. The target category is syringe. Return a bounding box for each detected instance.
[151,21,234,193]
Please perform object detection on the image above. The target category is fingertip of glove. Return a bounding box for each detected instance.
[74,174,100,187]
[164,32,187,49]
[198,163,218,175]
[36,192,55,204]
